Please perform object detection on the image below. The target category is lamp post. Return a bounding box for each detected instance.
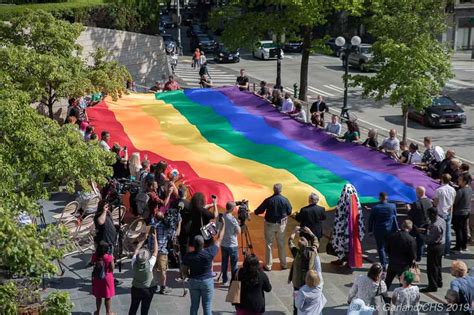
[176,0,182,55]
[335,35,361,121]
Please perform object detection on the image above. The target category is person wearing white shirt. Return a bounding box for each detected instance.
[99,131,111,151]
[281,92,294,113]
[289,102,307,123]
[407,143,422,164]
[325,115,342,136]
[433,173,456,255]
[199,51,207,65]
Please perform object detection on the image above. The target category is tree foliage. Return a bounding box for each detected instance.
[350,0,453,140]
[210,0,364,100]
[0,89,114,277]
[0,10,131,119]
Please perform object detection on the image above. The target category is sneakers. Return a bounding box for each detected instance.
[461,248,470,253]
[263,266,272,272]
[158,286,172,295]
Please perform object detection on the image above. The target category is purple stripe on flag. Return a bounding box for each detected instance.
[217,86,439,198]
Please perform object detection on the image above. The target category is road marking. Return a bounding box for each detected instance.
[327,84,345,92]
[324,84,344,93]
[307,86,334,97]
[449,78,474,88]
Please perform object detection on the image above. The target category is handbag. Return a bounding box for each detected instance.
[225,269,241,304]
[409,263,421,283]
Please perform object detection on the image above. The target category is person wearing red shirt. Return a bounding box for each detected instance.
[163,75,181,91]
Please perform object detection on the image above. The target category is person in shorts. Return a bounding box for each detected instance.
[149,217,173,294]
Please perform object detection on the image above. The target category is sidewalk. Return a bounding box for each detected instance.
[42,193,473,315]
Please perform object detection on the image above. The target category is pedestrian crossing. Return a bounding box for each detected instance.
[445,78,474,89]
[172,61,238,87]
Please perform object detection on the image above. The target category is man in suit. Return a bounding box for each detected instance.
[310,95,329,123]
[295,193,327,241]
[368,192,399,270]
[407,186,433,261]
[385,220,417,289]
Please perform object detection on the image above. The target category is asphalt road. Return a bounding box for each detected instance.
[166,27,474,161]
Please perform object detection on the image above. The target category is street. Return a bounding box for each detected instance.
[168,27,474,161]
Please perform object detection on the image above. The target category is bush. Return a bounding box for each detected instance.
[0,1,158,34]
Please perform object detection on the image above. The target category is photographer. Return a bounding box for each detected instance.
[288,226,319,315]
[171,184,192,256]
[129,231,158,315]
[111,143,129,179]
[218,201,241,285]
[189,192,218,244]
[93,200,117,254]
[182,215,225,315]
[255,183,292,271]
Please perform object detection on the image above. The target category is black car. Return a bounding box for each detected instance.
[283,41,303,53]
[325,37,343,56]
[214,44,240,63]
[160,15,175,28]
[190,34,216,53]
[187,25,204,37]
[408,96,466,127]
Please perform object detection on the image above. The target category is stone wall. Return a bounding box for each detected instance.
[77,27,169,88]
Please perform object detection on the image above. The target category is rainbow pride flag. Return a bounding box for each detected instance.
[87,87,439,211]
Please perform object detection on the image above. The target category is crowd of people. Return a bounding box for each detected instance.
[60,79,474,315]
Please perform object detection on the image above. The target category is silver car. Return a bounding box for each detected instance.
[341,44,375,72]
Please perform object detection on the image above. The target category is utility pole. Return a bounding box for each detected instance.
[177,0,182,55]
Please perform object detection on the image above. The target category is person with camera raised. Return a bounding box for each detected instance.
[93,200,117,254]
[128,229,158,315]
[182,214,225,315]
[255,183,292,271]
[218,201,241,285]
[189,192,218,245]
[288,226,320,315]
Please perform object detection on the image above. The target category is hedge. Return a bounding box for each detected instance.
[0,1,159,34]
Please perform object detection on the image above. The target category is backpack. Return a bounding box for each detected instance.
[164,207,179,229]
[135,192,150,216]
[92,258,106,280]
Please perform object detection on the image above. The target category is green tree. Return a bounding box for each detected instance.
[210,0,363,101]
[0,89,114,312]
[0,10,131,119]
[350,0,453,141]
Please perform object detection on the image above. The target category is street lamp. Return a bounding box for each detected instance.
[336,35,361,121]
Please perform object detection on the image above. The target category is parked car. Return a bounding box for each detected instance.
[214,44,240,63]
[190,34,216,53]
[325,37,343,56]
[187,24,204,37]
[162,34,177,54]
[160,15,176,28]
[253,41,284,60]
[283,40,303,53]
[340,44,375,71]
[408,96,467,128]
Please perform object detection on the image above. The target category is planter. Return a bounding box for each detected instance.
[18,303,44,315]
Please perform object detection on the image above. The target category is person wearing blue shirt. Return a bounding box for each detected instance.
[182,216,225,315]
[368,192,399,270]
[255,183,292,271]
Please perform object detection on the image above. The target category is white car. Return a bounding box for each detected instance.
[253,40,284,60]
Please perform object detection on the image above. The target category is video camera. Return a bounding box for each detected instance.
[236,199,250,226]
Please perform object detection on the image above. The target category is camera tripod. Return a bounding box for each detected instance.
[240,223,254,257]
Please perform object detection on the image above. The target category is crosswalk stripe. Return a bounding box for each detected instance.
[323,85,344,93]
[307,86,334,97]
[449,78,474,88]
[327,84,345,92]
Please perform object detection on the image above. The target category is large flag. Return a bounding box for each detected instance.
[87,87,438,211]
